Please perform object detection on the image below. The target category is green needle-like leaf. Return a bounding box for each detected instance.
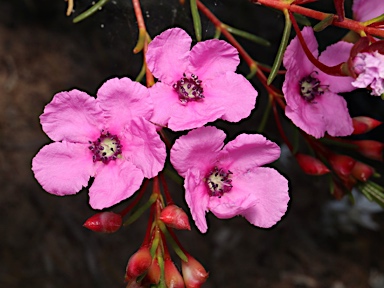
[123,194,157,226]
[158,222,188,262]
[314,14,335,32]
[267,9,291,85]
[73,0,110,23]
[293,13,311,26]
[223,24,270,46]
[257,95,272,133]
[190,0,202,41]
[135,62,147,83]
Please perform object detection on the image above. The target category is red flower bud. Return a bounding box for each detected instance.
[146,257,161,284]
[182,255,209,288]
[331,183,347,200]
[351,140,383,161]
[352,117,382,135]
[164,259,185,288]
[351,161,375,182]
[329,154,356,177]
[83,212,122,233]
[160,205,191,230]
[125,247,152,282]
[125,280,145,288]
[295,154,330,175]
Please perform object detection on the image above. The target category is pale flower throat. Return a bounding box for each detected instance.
[173,73,204,103]
[299,71,328,102]
[205,166,233,197]
[89,131,122,164]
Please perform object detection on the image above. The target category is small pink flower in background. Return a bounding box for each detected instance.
[146,28,258,131]
[353,0,384,22]
[32,78,166,209]
[352,51,384,96]
[283,27,355,138]
[170,126,289,233]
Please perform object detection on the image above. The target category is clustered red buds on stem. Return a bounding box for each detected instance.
[83,212,122,233]
[83,175,209,288]
[146,257,161,284]
[350,140,384,161]
[352,116,382,135]
[182,255,209,288]
[164,258,185,288]
[160,205,191,230]
[329,154,357,178]
[125,246,153,282]
[351,161,375,182]
[295,153,330,176]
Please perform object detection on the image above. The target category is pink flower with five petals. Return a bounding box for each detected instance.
[146,28,258,131]
[283,27,355,138]
[170,126,289,233]
[32,78,166,209]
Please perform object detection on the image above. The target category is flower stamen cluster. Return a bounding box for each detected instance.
[205,166,233,197]
[173,73,204,103]
[299,71,328,102]
[88,131,122,163]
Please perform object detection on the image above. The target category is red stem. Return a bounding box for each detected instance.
[132,0,154,86]
[272,99,293,151]
[158,128,172,150]
[159,173,174,205]
[119,179,149,217]
[132,0,145,30]
[289,11,345,76]
[142,204,155,247]
[254,0,384,38]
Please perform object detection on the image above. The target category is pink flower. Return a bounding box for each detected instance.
[170,126,289,233]
[283,27,355,138]
[352,51,384,96]
[353,0,384,22]
[146,28,257,131]
[32,78,166,209]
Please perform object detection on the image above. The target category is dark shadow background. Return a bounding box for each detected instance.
[1,0,384,287]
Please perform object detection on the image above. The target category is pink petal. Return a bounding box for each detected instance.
[148,82,187,128]
[285,91,352,138]
[283,27,318,71]
[89,160,144,209]
[146,28,191,85]
[238,167,289,228]
[318,92,353,137]
[149,82,224,131]
[167,95,225,131]
[171,126,226,178]
[40,90,104,143]
[188,39,239,80]
[32,142,94,196]
[96,78,153,134]
[219,134,281,171]
[283,71,328,138]
[208,183,259,219]
[121,117,166,178]
[318,41,355,93]
[184,169,210,233]
[353,0,384,22]
[282,68,306,111]
[285,103,326,139]
[204,72,257,122]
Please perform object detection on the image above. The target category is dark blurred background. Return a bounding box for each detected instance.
[1,0,384,287]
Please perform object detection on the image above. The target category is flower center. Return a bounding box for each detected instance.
[205,166,233,197]
[173,73,204,103]
[299,71,327,102]
[89,131,122,164]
